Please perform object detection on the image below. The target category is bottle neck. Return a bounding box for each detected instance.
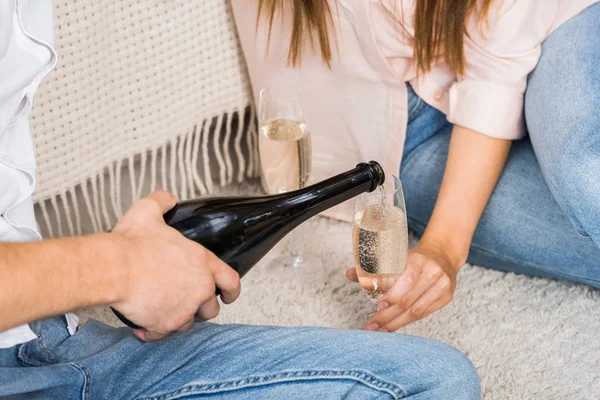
[274,164,381,225]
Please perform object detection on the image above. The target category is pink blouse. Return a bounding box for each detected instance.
[232,0,599,221]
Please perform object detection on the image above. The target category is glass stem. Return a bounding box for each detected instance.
[289,222,306,267]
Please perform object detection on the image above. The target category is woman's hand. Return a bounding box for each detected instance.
[347,241,461,332]
[347,125,511,332]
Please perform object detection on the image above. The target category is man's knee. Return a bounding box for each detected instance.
[424,341,481,399]
[375,335,481,399]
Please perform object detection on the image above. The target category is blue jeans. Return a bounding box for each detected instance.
[402,4,600,287]
[0,317,480,399]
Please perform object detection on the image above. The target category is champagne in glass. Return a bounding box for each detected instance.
[259,119,311,193]
[353,175,408,303]
[258,83,322,272]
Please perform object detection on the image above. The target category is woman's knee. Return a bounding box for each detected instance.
[525,4,600,144]
[548,161,600,242]
[525,4,600,241]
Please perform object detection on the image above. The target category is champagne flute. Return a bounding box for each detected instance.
[258,83,324,273]
[353,175,408,303]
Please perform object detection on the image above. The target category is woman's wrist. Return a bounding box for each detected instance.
[418,225,471,271]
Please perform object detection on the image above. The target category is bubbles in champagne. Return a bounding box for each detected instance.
[358,274,403,303]
[258,119,312,193]
[353,203,408,303]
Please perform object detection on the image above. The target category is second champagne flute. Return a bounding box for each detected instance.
[257,83,324,274]
[353,175,408,303]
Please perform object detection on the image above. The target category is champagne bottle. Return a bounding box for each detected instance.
[112,161,385,329]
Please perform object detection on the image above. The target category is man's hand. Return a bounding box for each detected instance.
[0,190,240,336]
[110,191,241,342]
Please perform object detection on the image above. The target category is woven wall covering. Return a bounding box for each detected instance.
[30,0,259,236]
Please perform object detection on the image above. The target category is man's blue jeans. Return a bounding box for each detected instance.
[0,317,480,399]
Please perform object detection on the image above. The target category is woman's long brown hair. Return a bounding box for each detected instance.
[257,0,494,76]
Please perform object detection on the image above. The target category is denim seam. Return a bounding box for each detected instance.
[408,217,600,285]
[136,369,406,400]
[38,327,59,365]
[16,343,45,367]
[69,362,92,400]
[407,97,424,123]
[16,341,57,367]
[16,321,59,366]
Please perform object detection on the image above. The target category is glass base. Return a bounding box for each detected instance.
[265,250,326,287]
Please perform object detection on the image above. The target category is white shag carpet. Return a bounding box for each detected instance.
[79,185,600,399]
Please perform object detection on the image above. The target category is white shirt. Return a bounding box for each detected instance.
[0,0,78,349]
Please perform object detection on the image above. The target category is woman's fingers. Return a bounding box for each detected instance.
[359,246,458,332]
[365,250,454,331]
[423,291,454,317]
[346,267,359,282]
[375,278,452,332]
[377,256,428,309]
[366,271,438,330]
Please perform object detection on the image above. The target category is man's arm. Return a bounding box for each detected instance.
[0,191,241,341]
[0,233,123,331]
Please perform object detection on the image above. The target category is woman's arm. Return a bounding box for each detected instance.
[420,125,512,266]
[351,125,511,332]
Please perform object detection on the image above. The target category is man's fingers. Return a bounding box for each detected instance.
[145,190,177,215]
[202,248,241,304]
[114,190,177,228]
[195,296,221,322]
[176,318,195,333]
[134,329,170,342]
